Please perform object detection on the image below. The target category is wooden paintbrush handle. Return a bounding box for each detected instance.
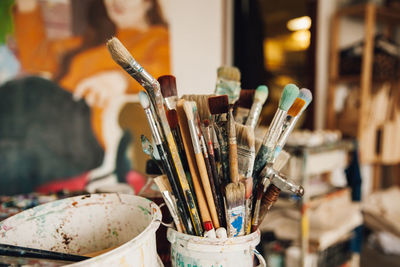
[195,153,220,228]
[176,101,213,226]
[229,142,240,184]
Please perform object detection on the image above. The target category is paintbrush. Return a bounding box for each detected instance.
[182,94,213,122]
[176,99,215,231]
[140,135,163,172]
[203,119,226,226]
[273,88,313,160]
[224,108,246,237]
[235,123,255,234]
[154,174,184,233]
[245,85,269,129]
[184,101,220,229]
[108,38,203,236]
[208,95,230,184]
[198,121,225,227]
[139,91,198,235]
[235,89,255,124]
[215,66,241,104]
[158,75,178,110]
[0,243,89,262]
[252,84,299,181]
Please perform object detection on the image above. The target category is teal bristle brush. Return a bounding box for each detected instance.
[245,85,269,129]
[252,84,299,181]
[273,88,313,161]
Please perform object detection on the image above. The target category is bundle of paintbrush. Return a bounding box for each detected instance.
[106,37,311,238]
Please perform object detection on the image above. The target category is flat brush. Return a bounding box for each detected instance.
[184,101,220,229]
[215,66,241,104]
[154,174,184,233]
[235,123,255,234]
[159,75,178,110]
[139,91,197,235]
[245,85,269,129]
[208,95,230,184]
[273,89,313,160]
[182,94,213,122]
[225,182,245,237]
[235,89,255,124]
[108,38,203,236]
[253,84,299,181]
[176,99,214,232]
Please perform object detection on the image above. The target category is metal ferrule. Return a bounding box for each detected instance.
[259,164,276,181]
[164,96,178,110]
[263,109,287,148]
[188,120,201,154]
[270,172,304,197]
[246,102,263,129]
[125,59,156,89]
[144,108,162,145]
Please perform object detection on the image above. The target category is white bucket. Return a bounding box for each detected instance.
[167,228,266,267]
[0,193,163,266]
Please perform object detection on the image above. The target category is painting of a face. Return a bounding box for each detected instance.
[103,0,151,29]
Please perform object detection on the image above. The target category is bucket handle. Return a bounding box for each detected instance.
[156,203,176,229]
[254,249,267,267]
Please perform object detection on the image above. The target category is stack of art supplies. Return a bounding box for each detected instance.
[106,37,312,238]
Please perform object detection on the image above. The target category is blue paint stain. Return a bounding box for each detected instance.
[231,215,243,236]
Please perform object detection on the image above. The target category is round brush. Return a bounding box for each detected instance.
[253,84,299,180]
[245,85,269,129]
[273,88,313,160]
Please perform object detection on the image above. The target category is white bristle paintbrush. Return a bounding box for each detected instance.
[107,38,203,236]
[245,85,269,129]
[235,123,255,234]
[183,101,220,229]
[252,84,299,180]
[224,108,246,237]
[153,175,184,233]
[273,89,313,160]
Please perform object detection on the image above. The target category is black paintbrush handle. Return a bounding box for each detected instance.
[208,153,226,227]
[0,244,89,262]
[157,143,196,235]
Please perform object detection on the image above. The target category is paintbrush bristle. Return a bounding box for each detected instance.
[203,119,210,127]
[154,175,172,193]
[208,95,229,115]
[183,101,194,121]
[182,94,212,121]
[254,85,269,104]
[287,97,306,117]
[235,123,255,150]
[279,84,299,111]
[299,88,313,110]
[106,37,133,68]
[225,182,245,207]
[166,109,179,129]
[139,91,150,109]
[158,75,177,98]
[273,150,290,171]
[217,66,241,81]
[237,89,255,109]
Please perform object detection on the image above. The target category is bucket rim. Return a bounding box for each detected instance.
[167,227,261,252]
